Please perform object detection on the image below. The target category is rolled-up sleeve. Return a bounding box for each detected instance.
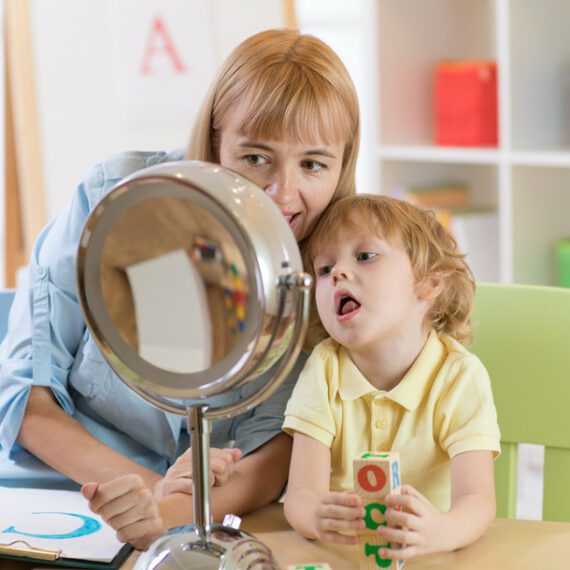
[0,150,179,458]
[0,184,91,456]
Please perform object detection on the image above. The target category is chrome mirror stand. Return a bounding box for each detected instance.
[134,404,280,569]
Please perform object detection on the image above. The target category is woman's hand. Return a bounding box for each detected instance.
[375,484,449,560]
[313,491,366,545]
[153,447,242,498]
[82,475,163,551]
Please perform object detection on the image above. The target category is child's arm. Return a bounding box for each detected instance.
[378,450,495,560]
[284,432,365,544]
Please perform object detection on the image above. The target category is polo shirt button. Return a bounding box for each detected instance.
[375,418,387,429]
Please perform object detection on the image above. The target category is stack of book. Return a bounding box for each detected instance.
[392,183,498,282]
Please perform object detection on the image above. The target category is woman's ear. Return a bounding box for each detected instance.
[418,275,444,301]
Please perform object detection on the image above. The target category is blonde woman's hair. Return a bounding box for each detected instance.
[187,29,359,208]
[304,194,477,347]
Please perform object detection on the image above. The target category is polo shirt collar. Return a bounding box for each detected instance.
[337,330,447,411]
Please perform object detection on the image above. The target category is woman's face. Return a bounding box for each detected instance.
[218,109,344,242]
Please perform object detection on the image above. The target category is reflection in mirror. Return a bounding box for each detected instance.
[99,196,249,373]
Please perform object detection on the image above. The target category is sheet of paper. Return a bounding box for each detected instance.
[0,487,124,562]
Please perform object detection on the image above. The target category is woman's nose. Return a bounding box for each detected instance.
[264,171,298,205]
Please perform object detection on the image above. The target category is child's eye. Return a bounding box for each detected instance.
[356,251,377,262]
[315,265,332,277]
[302,160,326,173]
[244,154,269,167]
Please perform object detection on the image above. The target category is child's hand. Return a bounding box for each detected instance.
[154,447,242,498]
[314,491,366,544]
[376,484,448,560]
[82,475,163,551]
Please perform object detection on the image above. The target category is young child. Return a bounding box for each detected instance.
[283,194,500,562]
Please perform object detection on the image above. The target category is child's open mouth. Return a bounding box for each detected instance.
[336,291,361,320]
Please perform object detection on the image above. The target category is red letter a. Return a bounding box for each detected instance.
[140,16,187,75]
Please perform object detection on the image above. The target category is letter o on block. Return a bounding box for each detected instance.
[357,464,387,493]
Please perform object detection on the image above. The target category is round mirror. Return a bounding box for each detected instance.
[77,161,309,407]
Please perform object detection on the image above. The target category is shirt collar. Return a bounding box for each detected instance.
[337,330,447,411]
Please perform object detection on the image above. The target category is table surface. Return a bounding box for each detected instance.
[3,503,570,570]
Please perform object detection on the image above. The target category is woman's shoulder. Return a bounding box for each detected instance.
[79,148,185,206]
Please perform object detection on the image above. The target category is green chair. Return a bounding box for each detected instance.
[470,283,570,521]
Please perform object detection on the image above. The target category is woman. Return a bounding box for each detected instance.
[0,29,359,548]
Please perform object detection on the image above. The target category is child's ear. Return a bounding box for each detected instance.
[418,275,444,300]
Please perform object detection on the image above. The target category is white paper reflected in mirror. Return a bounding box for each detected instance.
[126,249,212,373]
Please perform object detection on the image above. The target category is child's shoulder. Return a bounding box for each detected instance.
[438,333,489,379]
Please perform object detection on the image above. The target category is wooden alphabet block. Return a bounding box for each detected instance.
[287,562,332,570]
[353,451,401,502]
[353,451,404,569]
[358,534,404,570]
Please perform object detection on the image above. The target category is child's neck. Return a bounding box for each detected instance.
[347,328,431,392]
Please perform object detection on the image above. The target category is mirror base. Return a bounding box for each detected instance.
[134,524,279,570]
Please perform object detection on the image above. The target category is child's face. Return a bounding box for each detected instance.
[312,213,430,352]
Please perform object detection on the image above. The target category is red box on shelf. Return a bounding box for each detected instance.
[434,60,498,147]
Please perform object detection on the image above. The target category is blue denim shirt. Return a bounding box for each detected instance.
[0,150,306,481]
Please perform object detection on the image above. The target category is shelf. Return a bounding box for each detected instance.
[378,145,501,165]
[510,150,570,168]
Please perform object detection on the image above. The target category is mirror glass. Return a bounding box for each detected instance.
[99,196,249,374]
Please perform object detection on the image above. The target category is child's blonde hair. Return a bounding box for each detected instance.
[187,29,359,211]
[304,194,476,347]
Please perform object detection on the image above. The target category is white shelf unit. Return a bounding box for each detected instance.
[363,0,570,286]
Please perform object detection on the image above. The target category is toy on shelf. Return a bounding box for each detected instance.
[353,452,404,570]
[434,60,498,147]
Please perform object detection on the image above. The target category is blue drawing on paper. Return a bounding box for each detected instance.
[2,512,101,539]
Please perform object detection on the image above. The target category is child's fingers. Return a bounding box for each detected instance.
[377,543,418,561]
[319,530,359,545]
[384,492,424,516]
[322,491,362,508]
[115,517,163,550]
[384,507,417,530]
[377,524,417,547]
[317,503,365,522]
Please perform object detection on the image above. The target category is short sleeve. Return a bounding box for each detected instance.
[283,344,338,448]
[436,354,501,459]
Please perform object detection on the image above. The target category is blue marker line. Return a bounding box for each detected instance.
[2,512,101,540]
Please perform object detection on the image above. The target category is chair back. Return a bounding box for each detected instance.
[0,289,15,343]
[471,283,570,521]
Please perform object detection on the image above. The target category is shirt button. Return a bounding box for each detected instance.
[375,418,387,430]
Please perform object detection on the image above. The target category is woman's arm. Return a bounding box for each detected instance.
[83,433,295,550]
[18,386,162,487]
[284,432,364,543]
[380,450,496,560]
[158,432,293,529]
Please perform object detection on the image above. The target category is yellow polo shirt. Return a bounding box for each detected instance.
[283,330,501,512]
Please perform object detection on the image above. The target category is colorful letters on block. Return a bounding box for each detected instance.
[353,451,404,570]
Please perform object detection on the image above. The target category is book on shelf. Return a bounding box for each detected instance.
[391,184,498,282]
[445,207,499,283]
[392,183,470,208]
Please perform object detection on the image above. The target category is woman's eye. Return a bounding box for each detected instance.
[356,251,377,262]
[302,160,325,173]
[244,154,269,167]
